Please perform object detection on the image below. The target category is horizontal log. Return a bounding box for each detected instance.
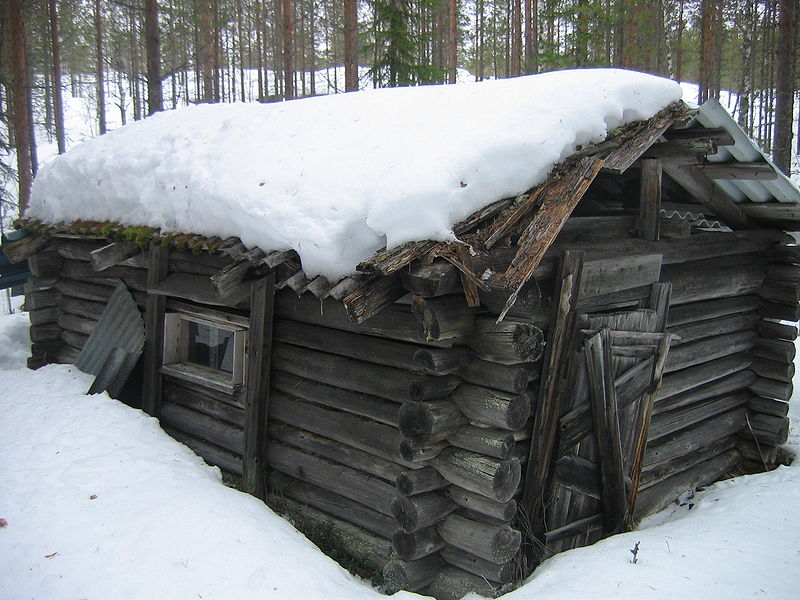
[747,396,790,418]
[649,392,750,442]
[28,249,62,278]
[660,253,767,305]
[744,413,790,446]
[270,475,396,538]
[553,454,601,500]
[275,291,456,347]
[698,161,777,180]
[759,300,800,321]
[268,441,397,515]
[579,253,662,299]
[759,280,800,304]
[89,241,141,271]
[756,319,798,341]
[55,239,109,261]
[459,358,538,395]
[437,513,521,564]
[749,377,793,402]
[447,486,517,522]
[30,322,62,343]
[543,513,604,545]
[53,344,80,364]
[29,306,59,325]
[466,318,545,364]
[401,260,464,297]
[433,448,521,503]
[440,546,514,584]
[640,435,737,489]
[479,279,545,321]
[30,340,63,359]
[667,312,759,346]
[26,289,59,310]
[162,378,244,425]
[766,262,800,282]
[54,277,116,303]
[57,312,97,336]
[664,126,735,146]
[666,295,761,327]
[269,391,405,465]
[752,338,796,363]
[273,342,458,403]
[274,318,421,370]
[658,353,751,400]
[393,526,445,561]
[58,294,107,320]
[447,425,516,459]
[737,439,778,466]
[383,557,446,593]
[664,331,756,373]
[163,426,242,475]
[635,449,741,519]
[2,234,50,263]
[645,408,747,468]
[392,492,456,533]
[160,401,244,455]
[451,384,532,431]
[413,347,473,374]
[768,244,800,264]
[424,566,502,600]
[269,423,403,483]
[396,467,448,496]
[399,401,468,445]
[278,496,392,568]
[271,371,398,426]
[411,295,476,341]
[400,439,448,463]
[655,369,755,415]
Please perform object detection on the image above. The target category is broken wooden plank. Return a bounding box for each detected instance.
[89,241,140,271]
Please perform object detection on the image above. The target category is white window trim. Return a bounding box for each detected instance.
[161,312,247,394]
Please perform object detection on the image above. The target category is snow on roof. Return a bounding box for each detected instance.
[27,69,682,279]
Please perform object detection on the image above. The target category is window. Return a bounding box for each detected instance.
[161,313,247,394]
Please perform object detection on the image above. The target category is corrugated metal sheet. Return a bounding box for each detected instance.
[76,283,145,398]
[694,99,800,206]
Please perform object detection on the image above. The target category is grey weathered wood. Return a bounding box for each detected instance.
[272,371,399,427]
[440,547,515,584]
[149,272,251,306]
[479,279,545,321]
[753,337,796,363]
[658,353,751,400]
[450,384,533,430]
[769,244,800,264]
[553,454,601,500]
[270,475,396,538]
[655,369,756,415]
[60,329,88,349]
[29,307,59,326]
[744,413,790,446]
[698,161,778,180]
[142,246,168,417]
[392,526,445,561]
[750,357,795,383]
[412,347,474,374]
[437,513,521,564]
[163,426,243,475]
[458,358,538,394]
[666,295,762,327]
[2,234,50,263]
[638,159,662,241]
[467,317,545,364]
[392,492,456,533]
[668,312,760,346]
[210,260,252,297]
[543,513,604,545]
[55,239,112,261]
[28,249,62,278]
[424,566,503,600]
[396,467,448,496]
[756,319,798,341]
[766,262,800,282]
[664,330,756,373]
[399,438,448,463]
[275,318,422,370]
[750,377,793,402]
[580,254,662,299]
[268,441,397,515]
[660,253,767,305]
[411,295,476,341]
[242,274,275,498]
[664,126,735,146]
[273,341,457,403]
[640,435,736,489]
[26,289,60,310]
[447,486,517,522]
[383,557,446,593]
[433,448,521,503]
[649,392,750,442]
[269,391,406,465]
[737,439,778,466]
[401,260,463,297]
[343,274,406,323]
[162,377,244,425]
[89,241,140,271]
[399,400,468,445]
[57,312,97,336]
[447,425,516,459]
[160,401,244,454]
[55,277,116,303]
[30,322,63,343]
[748,396,791,418]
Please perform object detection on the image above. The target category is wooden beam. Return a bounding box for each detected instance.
[1,234,49,263]
[89,241,141,271]
[697,161,778,181]
[661,161,753,229]
[242,273,276,499]
[343,274,405,323]
[142,245,168,417]
[638,159,662,241]
[665,126,735,145]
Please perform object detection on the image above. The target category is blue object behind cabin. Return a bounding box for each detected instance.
[0,231,32,292]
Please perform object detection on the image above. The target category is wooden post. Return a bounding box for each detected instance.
[142,245,168,416]
[518,250,584,570]
[638,159,662,241]
[242,272,276,499]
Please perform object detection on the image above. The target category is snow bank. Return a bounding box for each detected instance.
[28,69,682,279]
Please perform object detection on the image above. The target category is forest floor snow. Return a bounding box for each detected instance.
[1,308,799,599]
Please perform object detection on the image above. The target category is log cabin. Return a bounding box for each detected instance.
[5,78,800,599]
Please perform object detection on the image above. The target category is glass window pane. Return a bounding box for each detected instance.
[187,321,234,373]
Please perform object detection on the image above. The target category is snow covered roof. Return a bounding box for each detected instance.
[27,69,683,281]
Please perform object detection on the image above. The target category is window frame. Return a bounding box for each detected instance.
[161,312,247,394]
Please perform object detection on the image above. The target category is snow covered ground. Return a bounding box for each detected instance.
[1,309,799,599]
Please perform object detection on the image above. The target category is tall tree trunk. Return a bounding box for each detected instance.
[145,0,163,115]
[675,0,685,82]
[282,0,294,99]
[773,0,797,174]
[48,0,65,153]
[9,0,32,212]
[449,0,459,82]
[94,0,107,134]
[344,0,358,91]
[476,0,484,80]
[698,0,722,103]
[576,0,588,67]
[199,0,215,102]
[523,0,537,73]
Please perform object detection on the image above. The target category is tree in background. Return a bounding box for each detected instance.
[773,0,797,174]
[144,0,163,114]
[9,0,32,212]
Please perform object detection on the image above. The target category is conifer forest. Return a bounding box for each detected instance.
[1,1,798,214]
